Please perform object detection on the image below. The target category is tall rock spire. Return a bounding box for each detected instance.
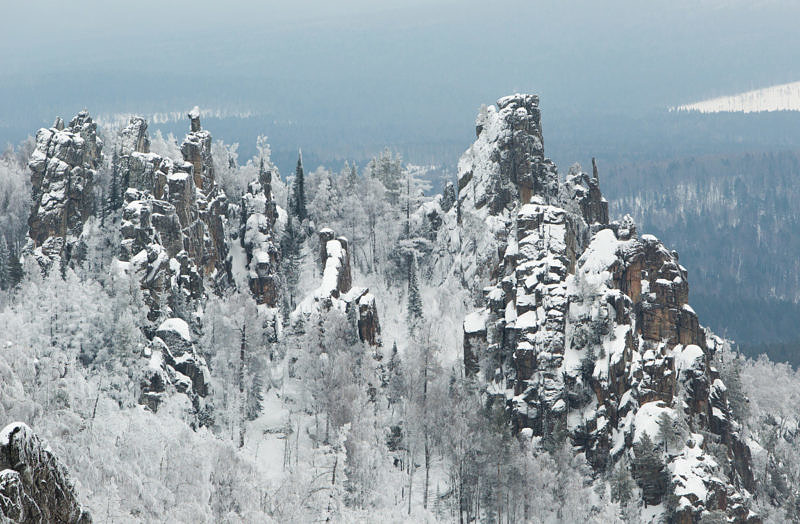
[26,111,103,268]
[460,94,758,523]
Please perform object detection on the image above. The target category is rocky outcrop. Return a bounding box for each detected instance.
[139,318,211,419]
[181,107,215,192]
[26,111,103,268]
[561,159,608,226]
[293,228,381,346]
[460,94,758,523]
[111,112,231,418]
[455,94,560,292]
[240,162,281,307]
[0,422,91,523]
[119,187,204,321]
[115,112,231,322]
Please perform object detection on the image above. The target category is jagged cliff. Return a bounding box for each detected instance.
[0,422,91,523]
[26,112,103,269]
[458,95,758,523]
[111,112,236,418]
[116,111,230,323]
[24,110,234,421]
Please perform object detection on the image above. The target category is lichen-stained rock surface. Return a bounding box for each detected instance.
[293,228,381,346]
[26,111,103,268]
[0,422,91,523]
[460,94,759,523]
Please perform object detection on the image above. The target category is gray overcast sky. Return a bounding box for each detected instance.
[2,0,800,161]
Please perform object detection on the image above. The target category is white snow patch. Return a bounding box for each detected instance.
[673,81,800,114]
[158,318,192,342]
[633,401,675,444]
[464,310,487,334]
[674,344,704,375]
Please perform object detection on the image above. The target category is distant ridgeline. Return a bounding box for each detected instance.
[425,94,760,523]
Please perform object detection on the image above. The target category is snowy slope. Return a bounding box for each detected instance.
[673,81,800,113]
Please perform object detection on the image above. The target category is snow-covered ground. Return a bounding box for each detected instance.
[673,81,800,113]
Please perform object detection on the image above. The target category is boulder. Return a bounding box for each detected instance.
[292,228,381,346]
[0,422,91,523]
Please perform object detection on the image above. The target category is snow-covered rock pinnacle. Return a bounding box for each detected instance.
[293,228,381,346]
[26,111,103,269]
[459,94,759,523]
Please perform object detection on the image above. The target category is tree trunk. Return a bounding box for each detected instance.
[424,438,430,510]
[407,444,414,516]
[239,324,246,448]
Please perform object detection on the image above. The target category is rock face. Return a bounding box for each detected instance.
[139,318,211,421]
[240,162,281,307]
[112,112,232,417]
[26,111,103,268]
[460,94,758,523]
[455,95,560,292]
[116,113,231,322]
[293,228,381,346]
[0,422,91,523]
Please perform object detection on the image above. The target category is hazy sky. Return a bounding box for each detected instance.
[2,0,800,162]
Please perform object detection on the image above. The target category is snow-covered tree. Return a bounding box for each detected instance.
[0,235,9,290]
[366,148,403,206]
[632,433,670,506]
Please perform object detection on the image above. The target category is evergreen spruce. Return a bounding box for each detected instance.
[610,458,636,507]
[292,150,307,221]
[7,246,23,288]
[280,214,302,311]
[386,342,403,406]
[580,345,596,384]
[0,236,9,290]
[657,412,679,453]
[109,147,121,211]
[406,257,424,334]
[632,433,670,506]
[246,372,265,421]
[346,161,358,190]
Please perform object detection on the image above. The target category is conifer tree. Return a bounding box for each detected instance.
[657,411,679,452]
[7,246,23,288]
[280,213,302,311]
[610,457,636,507]
[346,161,358,190]
[99,187,107,226]
[407,257,424,334]
[0,236,9,290]
[291,149,307,221]
[632,433,670,506]
[246,356,265,422]
[386,342,403,407]
[109,146,121,211]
